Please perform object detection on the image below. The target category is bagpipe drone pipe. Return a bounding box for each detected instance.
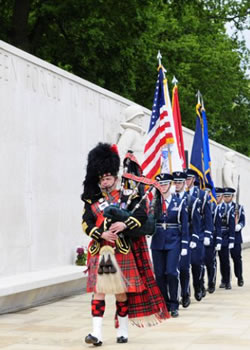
[103,172,165,238]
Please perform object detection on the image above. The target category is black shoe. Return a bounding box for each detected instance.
[182,296,191,308]
[219,282,226,288]
[85,334,102,346]
[238,278,244,287]
[208,284,215,294]
[225,283,232,290]
[194,290,202,301]
[201,288,206,298]
[117,336,128,343]
[171,309,179,318]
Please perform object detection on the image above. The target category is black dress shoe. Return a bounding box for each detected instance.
[219,282,226,288]
[208,284,215,294]
[201,288,206,298]
[194,290,202,301]
[182,296,191,308]
[85,334,102,346]
[225,283,232,290]
[238,278,244,287]
[117,336,128,343]
[171,309,179,318]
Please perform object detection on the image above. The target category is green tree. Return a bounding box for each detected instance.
[0,0,249,155]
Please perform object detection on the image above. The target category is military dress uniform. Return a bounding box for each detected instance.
[151,174,189,317]
[204,198,222,293]
[218,188,235,289]
[186,170,213,301]
[172,171,201,308]
[230,202,245,286]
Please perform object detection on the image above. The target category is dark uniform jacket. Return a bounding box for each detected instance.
[219,202,235,247]
[150,195,189,250]
[232,202,245,244]
[182,192,201,244]
[211,201,222,246]
[82,189,147,255]
[189,186,213,241]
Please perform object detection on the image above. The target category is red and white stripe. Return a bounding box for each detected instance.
[142,105,174,179]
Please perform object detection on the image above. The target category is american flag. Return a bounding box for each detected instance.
[141,66,175,179]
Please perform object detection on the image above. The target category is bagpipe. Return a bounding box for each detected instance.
[103,151,164,238]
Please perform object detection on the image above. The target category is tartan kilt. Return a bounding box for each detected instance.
[86,240,146,294]
[127,236,170,325]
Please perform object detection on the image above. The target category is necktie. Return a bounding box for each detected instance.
[176,193,180,198]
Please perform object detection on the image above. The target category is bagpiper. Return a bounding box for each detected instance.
[81,143,169,346]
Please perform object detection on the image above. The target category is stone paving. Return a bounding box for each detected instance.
[0,249,250,350]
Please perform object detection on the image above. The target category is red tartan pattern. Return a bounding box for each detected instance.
[91,299,105,317]
[116,300,129,317]
[127,236,170,320]
[86,241,146,294]
[91,190,120,219]
[86,188,169,324]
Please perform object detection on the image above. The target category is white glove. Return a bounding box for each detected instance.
[190,241,197,249]
[181,248,188,256]
[204,237,210,246]
[215,243,221,251]
[229,243,234,249]
[235,224,241,232]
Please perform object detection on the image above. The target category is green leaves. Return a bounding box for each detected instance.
[0,0,249,155]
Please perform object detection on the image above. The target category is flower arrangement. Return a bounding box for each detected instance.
[75,246,87,266]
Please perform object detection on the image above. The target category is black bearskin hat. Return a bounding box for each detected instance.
[81,142,120,201]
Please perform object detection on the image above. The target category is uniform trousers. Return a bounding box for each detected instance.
[191,240,205,292]
[230,243,243,280]
[218,246,231,284]
[203,244,217,288]
[179,248,191,298]
[152,248,180,311]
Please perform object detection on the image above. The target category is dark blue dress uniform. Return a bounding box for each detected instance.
[218,198,235,289]
[179,191,201,305]
[230,202,245,286]
[188,185,213,299]
[204,200,222,293]
[150,174,189,315]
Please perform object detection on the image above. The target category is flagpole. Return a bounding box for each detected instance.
[157,51,173,174]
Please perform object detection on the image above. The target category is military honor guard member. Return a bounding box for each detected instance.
[218,187,236,289]
[185,169,213,301]
[150,173,189,318]
[202,185,222,293]
[81,143,169,346]
[172,171,201,308]
[230,192,245,286]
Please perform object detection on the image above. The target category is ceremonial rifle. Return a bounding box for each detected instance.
[235,175,240,224]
